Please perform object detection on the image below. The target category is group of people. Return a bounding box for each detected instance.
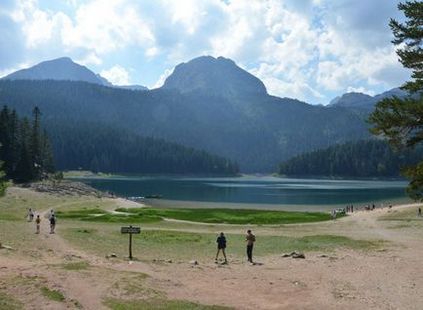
[26,208,56,234]
[215,229,256,264]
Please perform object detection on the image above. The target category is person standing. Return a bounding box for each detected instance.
[245,230,256,263]
[418,207,422,217]
[215,232,228,263]
[35,215,41,234]
[27,208,34,222]
[49,214,56,234]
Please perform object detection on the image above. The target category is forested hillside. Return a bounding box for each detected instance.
[0,78,370,171]
[278,140,422,177]
[47,122,239,174]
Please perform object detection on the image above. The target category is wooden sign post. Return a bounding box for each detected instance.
[121,225,141,260]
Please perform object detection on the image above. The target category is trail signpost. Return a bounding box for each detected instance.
[121,225,141,260]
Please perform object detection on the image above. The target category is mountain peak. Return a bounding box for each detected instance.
[162,56,267,97]
[3,57,105,85]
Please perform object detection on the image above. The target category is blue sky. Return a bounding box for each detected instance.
[0,0,411,104]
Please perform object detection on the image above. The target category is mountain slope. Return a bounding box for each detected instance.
[2,57,149,90]
[3,57,106,85]
[0,79,370,172]
[328,88,409,112]
[162,56,267,97]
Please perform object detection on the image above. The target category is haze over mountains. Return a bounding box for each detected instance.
[0,56,408,172]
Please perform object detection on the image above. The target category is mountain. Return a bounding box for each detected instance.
[162,56,267,97]
[328,92,374,108]
[0,79,369,172]
[2,57,148,90]
[3,57,106,85]
[328,88,409,112]
[117,85,148,91]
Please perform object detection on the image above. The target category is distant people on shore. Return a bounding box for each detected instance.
[35,215,41,234]
[246,230,256,263]
[215,232,227,264]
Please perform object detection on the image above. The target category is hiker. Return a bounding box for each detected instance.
[49,214,56,234]
[27,208,34,222]
[418,207,422,217]
[35,215,41,234]
[245,230,256,263]
[48,209,55,219]
[215,232,228,263]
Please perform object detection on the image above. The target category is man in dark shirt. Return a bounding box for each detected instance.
[215,232,227,263]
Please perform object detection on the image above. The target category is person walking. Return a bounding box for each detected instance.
[49,214,56,234]
[245,229,256,263]
[215,232,228,263]
[35,215,41,234]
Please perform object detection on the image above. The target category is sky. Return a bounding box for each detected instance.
[0,0,411,105]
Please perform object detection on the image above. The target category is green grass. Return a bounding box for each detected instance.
[57,207,332,225]
[61,261,90,271]
[104,298,232,310]
[0,291,23,310]
[62,224,382,261]
[40,287,65,302]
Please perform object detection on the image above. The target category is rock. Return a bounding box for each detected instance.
[105,253,117,259]
[0,244,13,250]
[166,259,173,263]
[189,260,198,265]
[319,254,328,258]
[292,253,305,259]
[281,251,305,259]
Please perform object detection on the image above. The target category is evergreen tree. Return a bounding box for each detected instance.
[0,146,7,196]
[369,0,423,199]
[0,106,55,183]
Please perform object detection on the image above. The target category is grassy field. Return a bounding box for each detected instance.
[56,207,333,225]
[60,222,382,261]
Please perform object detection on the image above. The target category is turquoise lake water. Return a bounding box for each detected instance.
[73,176,410,209]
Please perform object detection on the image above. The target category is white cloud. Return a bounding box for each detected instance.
[152,67,174,89]
[346,86,375,96]
[0,0,410,104]
[100,65,130,85]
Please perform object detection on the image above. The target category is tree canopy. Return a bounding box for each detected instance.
[369,0,423,199]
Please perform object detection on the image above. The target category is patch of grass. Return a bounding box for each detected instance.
[40,286,65,302]
[104,298,232,310]
[60,207,331,225]
[61,261,90,271]
[110,274,159,299]
[57,208,162,223]
[0,291,23,310]
[63,224,382,261]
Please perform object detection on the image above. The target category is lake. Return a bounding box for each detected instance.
[72,175,411,211]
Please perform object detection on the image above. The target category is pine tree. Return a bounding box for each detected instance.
[0,150,7,196]
[369,0,423,200]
